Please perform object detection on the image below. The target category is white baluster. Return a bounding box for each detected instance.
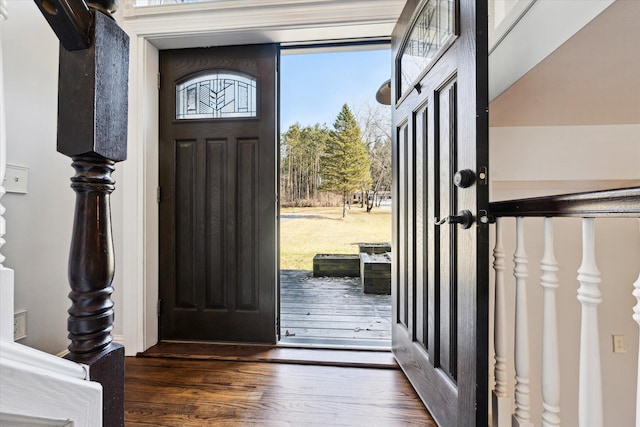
[513,217,533,427]
[492,218,510,427]
[540,218,561,426]
[0,0,7,267]
[632,220,640,427]
[0,0,16,343]
[577,217,603,427]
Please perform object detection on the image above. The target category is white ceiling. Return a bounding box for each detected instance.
[489,0,640,127]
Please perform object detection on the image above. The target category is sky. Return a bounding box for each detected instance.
[280,48,391,132]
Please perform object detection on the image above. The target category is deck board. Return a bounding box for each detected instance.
[280,270,391,347]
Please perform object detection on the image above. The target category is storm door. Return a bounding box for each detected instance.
[391,0,489,425]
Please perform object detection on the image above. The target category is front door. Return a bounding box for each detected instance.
[391,0,489,425]
[159,45,278,343]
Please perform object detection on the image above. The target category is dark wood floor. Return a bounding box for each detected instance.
[280,270,391,347]
[125,356,436,426]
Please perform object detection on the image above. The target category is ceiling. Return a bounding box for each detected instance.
[124,0,638,128]
[489,0,640,127]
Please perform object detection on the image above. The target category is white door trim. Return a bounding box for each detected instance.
[117,0,403,355]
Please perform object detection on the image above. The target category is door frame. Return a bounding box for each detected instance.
[118,2,405,355]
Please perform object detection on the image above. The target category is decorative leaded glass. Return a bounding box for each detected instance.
[176,71,257,119]
[398,0,456,99]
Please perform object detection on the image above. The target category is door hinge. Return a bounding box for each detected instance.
[157,299,162,317]
[157,72,161,90]
[157,186,161,203]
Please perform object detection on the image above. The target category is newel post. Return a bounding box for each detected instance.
[32,0,129,425]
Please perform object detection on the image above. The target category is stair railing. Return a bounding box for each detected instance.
[488,187,640,427]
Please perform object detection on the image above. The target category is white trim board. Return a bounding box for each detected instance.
[0,352,101,427]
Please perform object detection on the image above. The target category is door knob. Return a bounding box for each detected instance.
[434,210,474,229]
[454,169,475,188]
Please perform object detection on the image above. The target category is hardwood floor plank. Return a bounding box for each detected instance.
[125,357,436,426]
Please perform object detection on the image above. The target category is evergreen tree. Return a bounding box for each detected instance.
[280,123,330,206]
[321,104,371,217]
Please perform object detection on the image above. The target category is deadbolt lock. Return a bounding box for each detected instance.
[454,169,475,188]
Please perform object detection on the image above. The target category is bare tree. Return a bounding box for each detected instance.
[356,101,392,212]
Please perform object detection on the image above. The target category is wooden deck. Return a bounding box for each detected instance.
[279,270,391,348]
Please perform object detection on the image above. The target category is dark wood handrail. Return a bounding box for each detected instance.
[489,186,640,218]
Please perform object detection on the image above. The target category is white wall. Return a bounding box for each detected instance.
[1,0,124,355]
[489,124,640,426]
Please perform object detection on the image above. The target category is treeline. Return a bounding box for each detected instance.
[280,103,391,215]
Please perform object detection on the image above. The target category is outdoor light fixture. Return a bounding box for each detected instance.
[376,79,391,105]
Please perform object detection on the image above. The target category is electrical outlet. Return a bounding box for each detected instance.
[612,334,626,353]
[14,310,27,341]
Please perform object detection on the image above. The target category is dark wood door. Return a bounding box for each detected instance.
[391,0,489,425]
[159,44,278,343]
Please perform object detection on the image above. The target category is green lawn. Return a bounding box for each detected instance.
[280,206,391,270]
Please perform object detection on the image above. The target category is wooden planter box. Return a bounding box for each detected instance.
[360,252,391,295]
[358,242,391,255]
[313,254,360,277]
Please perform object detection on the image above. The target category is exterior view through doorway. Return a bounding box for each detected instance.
[278,44,393,349]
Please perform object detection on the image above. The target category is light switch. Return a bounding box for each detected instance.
[3,164,28,194]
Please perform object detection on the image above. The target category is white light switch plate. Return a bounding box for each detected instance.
[3,164,28,194]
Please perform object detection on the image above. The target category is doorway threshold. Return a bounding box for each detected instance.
[139,341,397,369]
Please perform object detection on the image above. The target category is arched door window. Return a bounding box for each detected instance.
[176,71,257,119]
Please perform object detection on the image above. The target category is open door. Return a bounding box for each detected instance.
[158,44,278,343]
[391,0,489,425]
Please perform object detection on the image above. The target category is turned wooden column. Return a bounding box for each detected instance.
[32,0,129,425]
[67,156,117,355]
